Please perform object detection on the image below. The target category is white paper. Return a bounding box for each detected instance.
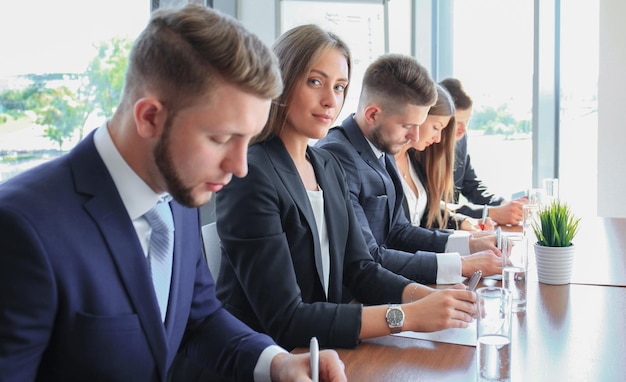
[393,320,477,347]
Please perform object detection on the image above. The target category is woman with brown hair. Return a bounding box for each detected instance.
[215,25,477,350]
[394,85,493,231]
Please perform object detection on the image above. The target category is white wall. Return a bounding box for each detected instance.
[238,0,277,46]
[598,0,626,217]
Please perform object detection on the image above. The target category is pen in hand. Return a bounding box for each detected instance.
[479,205,488,230]
[310,337,319,382]
[467,270,482,291]
[496,227,502,250]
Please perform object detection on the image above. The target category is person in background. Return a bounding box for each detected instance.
[393,84,495,232]
[215,25,477,351]
[316,54,501,286]
[439,77,527,226]
[0,5,345,381]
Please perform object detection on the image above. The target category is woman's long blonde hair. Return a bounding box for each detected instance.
[416,85,457,229]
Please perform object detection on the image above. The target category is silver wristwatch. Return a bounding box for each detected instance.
[385,304,405,334]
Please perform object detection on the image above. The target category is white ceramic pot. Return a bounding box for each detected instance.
[534,243,575,285]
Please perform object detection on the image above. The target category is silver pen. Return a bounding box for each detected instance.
[496,227,502,250]
[467,270,483,291]
[480,205,488,230]
[310,337,319,382]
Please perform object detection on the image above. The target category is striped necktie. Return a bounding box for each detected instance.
[144,201,174,322]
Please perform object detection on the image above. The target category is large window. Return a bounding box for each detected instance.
[2,0,599,220]
[446,0,534,200]
[441,0,598,217]
[0,0,150,182]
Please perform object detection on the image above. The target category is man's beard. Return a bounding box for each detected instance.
[154,119,197,208]
[370,123,398,154]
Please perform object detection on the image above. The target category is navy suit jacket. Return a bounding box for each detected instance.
[0,131,273,381]
[215,136,410,350]
[316,115,450,284]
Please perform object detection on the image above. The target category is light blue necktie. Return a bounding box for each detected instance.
[379,154,386,168]
[144,201,174,322]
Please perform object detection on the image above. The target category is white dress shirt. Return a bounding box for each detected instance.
[307,187,331,298]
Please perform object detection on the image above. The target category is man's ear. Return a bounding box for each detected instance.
[362,104,381,125]
[134,97,166,138]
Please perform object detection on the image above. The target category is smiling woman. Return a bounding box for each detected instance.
[0,0,150,182]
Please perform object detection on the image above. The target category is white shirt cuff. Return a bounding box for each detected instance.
[435,252,463,284]
[254,345,288,382]
[445,231,471,256]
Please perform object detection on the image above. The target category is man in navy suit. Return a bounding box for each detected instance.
[0,5,345,381]
[317,54,501,285]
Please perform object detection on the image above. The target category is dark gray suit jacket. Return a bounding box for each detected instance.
[316,115,450,284]
[215,136,410,350]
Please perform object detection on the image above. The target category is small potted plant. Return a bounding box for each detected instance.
[531,200,581,284]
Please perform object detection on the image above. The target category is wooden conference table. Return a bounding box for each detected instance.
[314,217,626,381]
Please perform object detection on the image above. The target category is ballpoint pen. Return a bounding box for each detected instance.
[310,337,319,382]
[496,226,502,250]
[479,205,488,230]
[467,270,482,291]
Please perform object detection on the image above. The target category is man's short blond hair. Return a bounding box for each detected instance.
[122,4,282,114]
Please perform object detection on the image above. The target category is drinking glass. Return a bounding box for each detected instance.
[542,178,559,203]
[522,204,539,235]
[527,188,545,206]
[502,235,528,312]
[476,287,512,382]
[522,204,540,250]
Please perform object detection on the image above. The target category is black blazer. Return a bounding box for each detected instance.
[316,115,450,284]
[215,136,410,350]
[404,148,468,230]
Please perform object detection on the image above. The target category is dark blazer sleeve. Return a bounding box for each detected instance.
[453,136,505,218]
[317,124,448,285]
[215,141,409,350]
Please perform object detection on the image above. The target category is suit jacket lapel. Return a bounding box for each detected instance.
[69,134,168,377]
[264,137,325,294]
[341,116,387,174]
[308,148,346,302]
[340,116,396,231]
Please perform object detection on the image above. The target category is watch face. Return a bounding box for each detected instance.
[387,308,404,326]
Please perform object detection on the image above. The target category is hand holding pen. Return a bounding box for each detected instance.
[496,227,502,250]
[270,345,346,382]
[467,270,483,291]
[479,205,488,230]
